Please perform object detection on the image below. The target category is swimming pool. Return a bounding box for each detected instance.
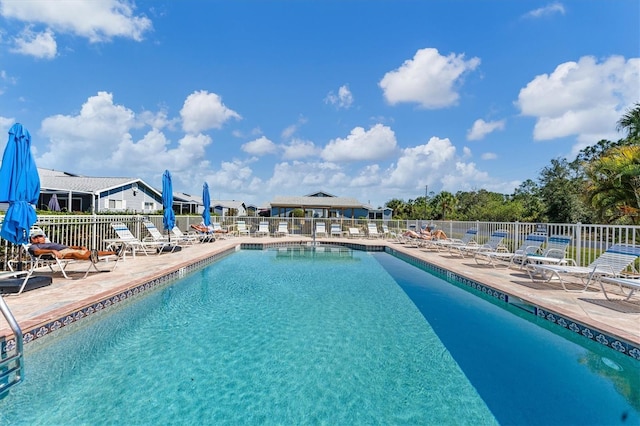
[0,247,638,425]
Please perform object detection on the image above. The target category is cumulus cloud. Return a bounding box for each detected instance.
[180,90,241,134]
[266,161,347,193]
[325,85,354,109]
[282,138,318,160]
[523,3,566,19]
[322,124,397,162]
[10,28,57,59]
[516,55,640,147]
[467,119,506,140]
[0,0,152,43]
[242,136,278,156]
[387,137,457,187]
[35,91,214,181]
[379,48,480,108]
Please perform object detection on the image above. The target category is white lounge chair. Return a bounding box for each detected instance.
[475,233,547,268]
[596,276,640,301]
[529,243,640,292]
[255,221,270,237]
[142,220,181,252]
[171,226,200,245]
[315,222,328,238]
[451,230,507,257]
[13,227,120,289]
[348,227,364,238]
[433,228,477,252]
[330,223,343,238]
[106,222,170,256]
[525,235,573,273]
[381,224,398,241]
[235,220,251,237]
[367,223,382,239]
[274,222,289,237]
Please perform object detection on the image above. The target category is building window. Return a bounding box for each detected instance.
[109,199,124,209]
[144,202,155,210]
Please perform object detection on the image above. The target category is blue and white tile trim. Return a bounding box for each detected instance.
[388,246,640,361]
[1,247,237,357]
[2,243,638,361]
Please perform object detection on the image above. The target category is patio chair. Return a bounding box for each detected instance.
[474,233,547,268]
[596,276,640,301]
[529,243,640,292]
[189,223,217,242]
[9,227,120,293]
[105,222,172,257]
[381,224,398,241]
[432,228,477,252]
[142,220,181,252]
[255,221,270,237]
[367,223,382,238]
[524,235,573,272]
[274,222,289,237]
[171,226,200,245]
[348,227,364,238]
[235,220,251,237]
[315,222,328,238]
[451,230,508,257]
[330,223,343,238]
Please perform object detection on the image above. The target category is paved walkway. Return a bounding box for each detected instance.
[1,236,638,351]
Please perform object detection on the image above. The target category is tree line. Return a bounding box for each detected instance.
[385,103,640,225]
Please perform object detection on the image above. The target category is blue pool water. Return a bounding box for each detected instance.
[0,247,638,425]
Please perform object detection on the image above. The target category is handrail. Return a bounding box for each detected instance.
[0,295,24,395]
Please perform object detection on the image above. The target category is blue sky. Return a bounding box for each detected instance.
[0,1,638,208]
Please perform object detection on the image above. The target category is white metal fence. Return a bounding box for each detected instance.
[1,215,638,271]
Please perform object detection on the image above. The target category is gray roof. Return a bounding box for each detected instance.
[270,196,366,209]
[38,168,160,196]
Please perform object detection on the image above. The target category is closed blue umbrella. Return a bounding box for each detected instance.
[202,182,211,227]
[0,123,39,245]
[162,170,175,240]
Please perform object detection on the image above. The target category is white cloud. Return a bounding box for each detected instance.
[266,161,347,194]
[281,138,318,160]
[0,0,152,43]
[481,152,497,160]
[242,136,278,156]
[524,3,566,19]
[180,90,241,134]
[322,124,397,162]
[516,55,640,148]
[38,91,136,171]
[467,119,506,140]
[35,91,213,180]
[325,85,354,109]
[387,137,457,187]
[10,28,57,59]
[379,48,480,108]
[281,116,308,139]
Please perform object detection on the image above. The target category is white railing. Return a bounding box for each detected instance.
[0,215,638,271]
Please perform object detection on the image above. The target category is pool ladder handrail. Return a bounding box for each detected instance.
[0,295,24,395]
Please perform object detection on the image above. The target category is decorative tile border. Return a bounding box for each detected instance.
[0,247,237,357]
[2,243,638,362]
[387,247,640,361]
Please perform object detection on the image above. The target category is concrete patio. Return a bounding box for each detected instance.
[1,235,638,355]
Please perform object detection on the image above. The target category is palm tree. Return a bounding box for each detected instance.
[432,191,457,220]
[616,103,640,139]
[585,144,640,224]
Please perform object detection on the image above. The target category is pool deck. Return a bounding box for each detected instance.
[1,236,639,353]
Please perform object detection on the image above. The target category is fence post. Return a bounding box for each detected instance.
[575,222,582,266]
